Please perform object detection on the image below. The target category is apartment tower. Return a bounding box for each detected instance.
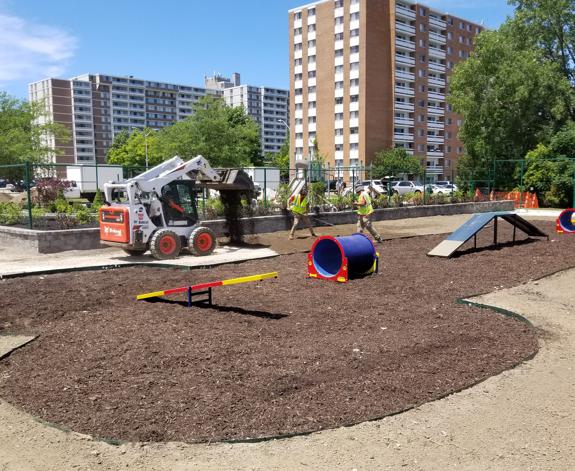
[289,0,482,181]
[29,73,289,165]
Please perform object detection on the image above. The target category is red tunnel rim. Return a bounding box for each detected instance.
[309,235,345,280]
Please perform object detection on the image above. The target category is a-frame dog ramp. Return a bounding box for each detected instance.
[428,211,548,258]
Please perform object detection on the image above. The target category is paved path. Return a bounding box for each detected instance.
[0,245,278,278]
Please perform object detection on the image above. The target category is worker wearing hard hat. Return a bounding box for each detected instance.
[288,186,317,240]
[354,186,383,243]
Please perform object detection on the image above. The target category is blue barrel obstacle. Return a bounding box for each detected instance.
[557,209,575,234]
[308,234,379,283]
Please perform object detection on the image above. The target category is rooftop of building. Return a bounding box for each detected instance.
[288,0,484,26]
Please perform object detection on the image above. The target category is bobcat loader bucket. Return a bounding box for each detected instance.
[197,169,255,194]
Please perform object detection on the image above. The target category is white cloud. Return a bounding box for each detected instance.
[0,13,77,84]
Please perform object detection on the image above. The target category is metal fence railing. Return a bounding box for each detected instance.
[1,160,563,230]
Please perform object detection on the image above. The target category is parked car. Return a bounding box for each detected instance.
[391,181,425,195]
[433,183,458,194]
[360,180,387,195]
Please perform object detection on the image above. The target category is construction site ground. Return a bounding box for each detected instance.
[1,212,574,470]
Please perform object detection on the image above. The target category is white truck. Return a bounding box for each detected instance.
[66,165,124,196]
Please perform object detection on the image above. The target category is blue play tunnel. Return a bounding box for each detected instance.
[308,234,378,282]
[558,209,575,233]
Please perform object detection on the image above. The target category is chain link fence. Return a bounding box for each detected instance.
[0,160,541,230]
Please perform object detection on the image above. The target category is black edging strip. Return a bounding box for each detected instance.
[3,257,568,446]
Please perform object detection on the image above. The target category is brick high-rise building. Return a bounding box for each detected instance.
[289,0,483,181]
[29,72,289,165]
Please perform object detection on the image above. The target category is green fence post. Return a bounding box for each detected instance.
[519,160,524,208]
[25,161,33,229]
[95,160,99,192]
[572,164,575,208]
[423,168,427,205]
[263,167,267,207]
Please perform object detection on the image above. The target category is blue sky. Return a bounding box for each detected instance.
[0,0,514,99]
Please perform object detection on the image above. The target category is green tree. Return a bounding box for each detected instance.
[449,27,572,185]
[106,128,161,168]
[265,138,290,181]
[158,96,261,167]
[0,91,69,166]
[524,124,575,207]
[510,0,575,88]
[372,147,423,179]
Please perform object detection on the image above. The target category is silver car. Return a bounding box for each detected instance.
[391,181,425,195]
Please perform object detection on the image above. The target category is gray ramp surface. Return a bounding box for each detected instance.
[428,211,547,258]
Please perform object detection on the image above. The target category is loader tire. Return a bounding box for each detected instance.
[150,230,181,260]
[188,226,217,256]
[123,248,147,257]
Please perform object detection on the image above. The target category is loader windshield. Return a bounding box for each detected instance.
[161,180,199,227]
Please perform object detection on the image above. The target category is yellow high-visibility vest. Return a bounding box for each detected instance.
[357,192,374,216]
[290,194,308,215]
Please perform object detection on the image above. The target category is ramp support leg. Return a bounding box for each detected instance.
[494,217,499,246]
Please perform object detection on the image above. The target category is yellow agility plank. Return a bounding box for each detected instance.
[221,272,278,286]
[137,290,166,300]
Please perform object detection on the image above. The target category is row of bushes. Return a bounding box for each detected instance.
[197,188,477,219]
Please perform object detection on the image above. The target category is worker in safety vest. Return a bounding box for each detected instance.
[288,186,317,240]
[354,186,383,243]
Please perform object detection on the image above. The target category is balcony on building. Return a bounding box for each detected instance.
[396,20,416,35]
[396,2,416,20]
[395,100,415,111]
[396,69,415,81]
[428,90,446,101]
[429,47,447,59]
[427,135,445,144]
[429,61,446,72]
[430,31,447,44]
[428,76,446,87]
[428,105,445,115]
[394,132,415,142]
[429,15,447,30]
[426,165,444,175]
[396,53,415,66]
[396,36,416,51]
[394,116,414,126]
[427,149,445,158]
[395,85,415,96]
[427,119,445,129]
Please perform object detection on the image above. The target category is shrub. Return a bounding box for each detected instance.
[31,206,47,227]
[34,178,72,207]
[92,190,104,210]
[0,202,21,225]
[73,205,95,225]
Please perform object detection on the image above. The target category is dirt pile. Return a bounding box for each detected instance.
[219,190,250,244]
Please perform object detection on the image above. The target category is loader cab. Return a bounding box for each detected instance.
[161,180,199,227]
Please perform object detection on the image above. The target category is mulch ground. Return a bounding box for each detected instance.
[0,220,572,443]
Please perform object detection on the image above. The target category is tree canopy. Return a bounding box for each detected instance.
[106,128,162,168]
[158,96,262,167]
[0,91,69,166]
[449,26,572,184]
[372,147,423,179]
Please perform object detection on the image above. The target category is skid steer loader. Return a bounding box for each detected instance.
[99,155,254,259]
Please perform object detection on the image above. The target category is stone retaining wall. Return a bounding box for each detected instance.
[0,201,515,254]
